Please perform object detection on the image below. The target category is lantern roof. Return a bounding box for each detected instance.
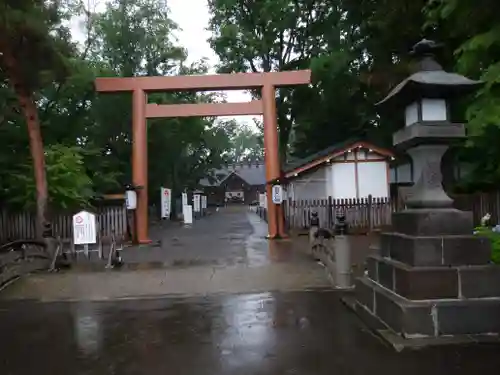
[377,39,482,107]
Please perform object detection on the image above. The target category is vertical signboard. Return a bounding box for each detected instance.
[125,190,137,210]
[272,185,283,204]
[161,187,171,219]
[259,193,265,208]
[72,211,97,245]
[193,194,201,213]
[184,205,193,224]
[201,195,207,210]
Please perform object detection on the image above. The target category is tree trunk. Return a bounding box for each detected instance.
[1,43,49,237]
[18,92,49,237]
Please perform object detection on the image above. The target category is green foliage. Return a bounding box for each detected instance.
[0,0,74,90]
[4,0,500,217]
[207,0,342,159]
[6,144,93,210]
[474,226,500,264]
[0,0,238,214]
[424,0,500,189]
[218,120,263,163]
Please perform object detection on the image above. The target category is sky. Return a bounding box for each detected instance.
[70,0,257,127]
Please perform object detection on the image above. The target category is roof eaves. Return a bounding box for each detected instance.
[284,140,394,179]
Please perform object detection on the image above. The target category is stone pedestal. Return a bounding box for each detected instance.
[353,123,500,340]
[352,39,500,344]
[355,210,500,338]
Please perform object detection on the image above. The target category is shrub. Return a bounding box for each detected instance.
[474,226,500,264]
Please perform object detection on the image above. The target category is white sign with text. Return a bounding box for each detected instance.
[272,185,283,204]
[72,210,97,245]
[161,187,171,219]
[259,193,266,208]
[125,190,137,210]
[193,194,201,212]
[183,205,193,224]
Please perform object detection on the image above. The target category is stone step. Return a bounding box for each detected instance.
[392,208,473,236]
[355,276,500,338]
[378,231,491,266]
[366,255,500,300]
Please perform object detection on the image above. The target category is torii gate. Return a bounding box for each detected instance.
[95,70,311,243]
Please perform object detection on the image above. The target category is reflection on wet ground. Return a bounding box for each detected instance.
[123,210,309,268]
[1,209,330,301]
[1,291,499,375]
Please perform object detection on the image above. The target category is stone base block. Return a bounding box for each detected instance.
[355,277,500,337]
[366,256,458,300]
[379,232,491,266]
[366,255,500,300]
[392,209,473,236]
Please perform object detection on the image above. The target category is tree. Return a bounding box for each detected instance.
[207,0,339,160]
[216,120,263,163]
[6,144,93,211]
[86,0,234,206]
[0,0,74,235]
[425,0,500,136]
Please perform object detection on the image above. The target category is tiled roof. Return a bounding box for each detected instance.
[199,162,266,187]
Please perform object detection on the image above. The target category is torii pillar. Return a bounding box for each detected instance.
[95,71,311,243]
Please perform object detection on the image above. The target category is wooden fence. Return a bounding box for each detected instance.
[271,191,500,233]
[0,205,127,243]
[452,191,500,226]
[282,196,394,233]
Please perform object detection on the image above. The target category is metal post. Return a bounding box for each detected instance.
[49,238,61,272]
[105,232,116,269]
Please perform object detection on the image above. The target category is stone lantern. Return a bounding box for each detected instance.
[353,39,500,346]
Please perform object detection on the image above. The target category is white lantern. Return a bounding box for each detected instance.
[405,98,448,126]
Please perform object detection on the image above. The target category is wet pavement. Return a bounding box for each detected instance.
[123,206,303,267]
[0,207,331,300]
[2,207,500,373]
[1,291,500,374]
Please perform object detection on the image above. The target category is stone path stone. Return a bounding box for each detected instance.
[0,207,331,301]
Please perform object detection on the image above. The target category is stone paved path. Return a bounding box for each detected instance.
[2,208,500,374]
[2,291,500,375]
[0,207,331,301]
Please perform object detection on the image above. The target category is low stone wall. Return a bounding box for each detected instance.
[309,230,380,288]
[310,234,335,273]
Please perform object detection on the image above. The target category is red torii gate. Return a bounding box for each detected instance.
[94,70,311,243]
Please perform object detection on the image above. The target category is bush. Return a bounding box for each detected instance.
[474,226,500,264]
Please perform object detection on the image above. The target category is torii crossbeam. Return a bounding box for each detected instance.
[95,70,311,243]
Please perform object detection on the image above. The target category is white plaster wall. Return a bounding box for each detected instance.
[331,163,356,199]
[345,150,356,160]
[390,167,397,183]
[333,148,384,162]
[289,167,327,200]
[358,161,389,198]
[366,150,384,160]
